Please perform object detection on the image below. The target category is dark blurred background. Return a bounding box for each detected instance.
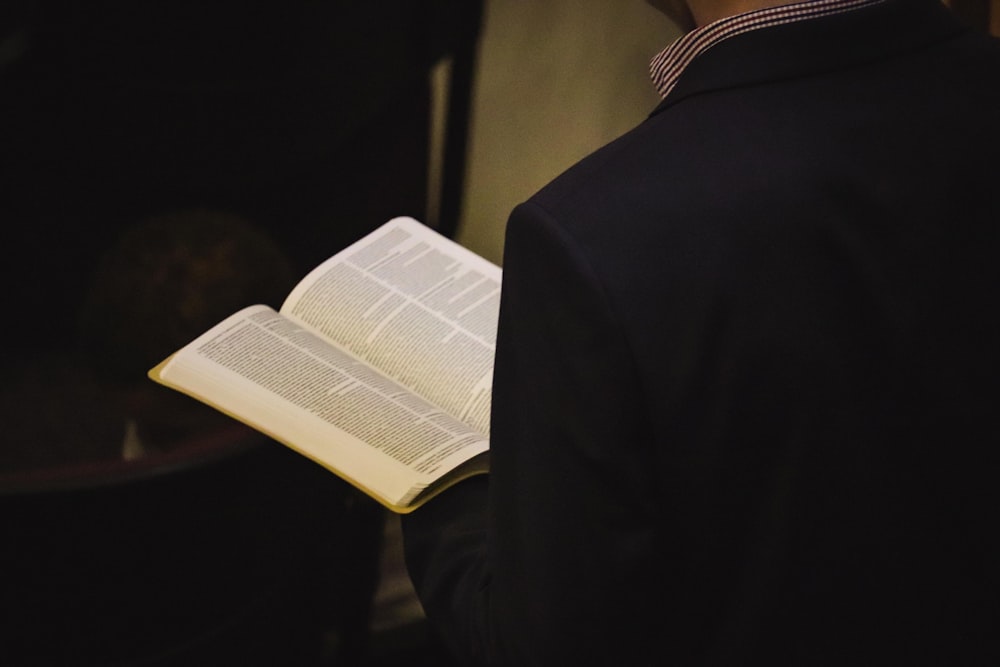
[0,2,481,665]
[1,0,481,355]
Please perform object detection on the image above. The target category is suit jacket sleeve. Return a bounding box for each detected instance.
[403,202,665,666]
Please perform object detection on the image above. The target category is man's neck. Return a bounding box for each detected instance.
[689,0,804,26]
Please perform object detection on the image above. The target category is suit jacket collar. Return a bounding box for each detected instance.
[649,0,967,118]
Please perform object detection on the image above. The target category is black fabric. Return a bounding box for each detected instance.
[404,1,1000,664]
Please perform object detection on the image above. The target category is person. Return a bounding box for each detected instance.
[401,1,1000,664]
[5,208,386,666]
[0,208,292,470]
[76,207,298,456]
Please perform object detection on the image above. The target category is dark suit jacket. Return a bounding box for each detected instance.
[404,2,1000,664]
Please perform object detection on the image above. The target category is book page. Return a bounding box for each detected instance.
[281,217,500,436]
[153,304,489,509]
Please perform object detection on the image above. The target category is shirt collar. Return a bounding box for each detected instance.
[649,0,890,99]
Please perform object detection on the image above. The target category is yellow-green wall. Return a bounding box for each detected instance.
[455,1,679,265]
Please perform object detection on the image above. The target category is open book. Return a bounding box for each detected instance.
[149,217,497,513]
